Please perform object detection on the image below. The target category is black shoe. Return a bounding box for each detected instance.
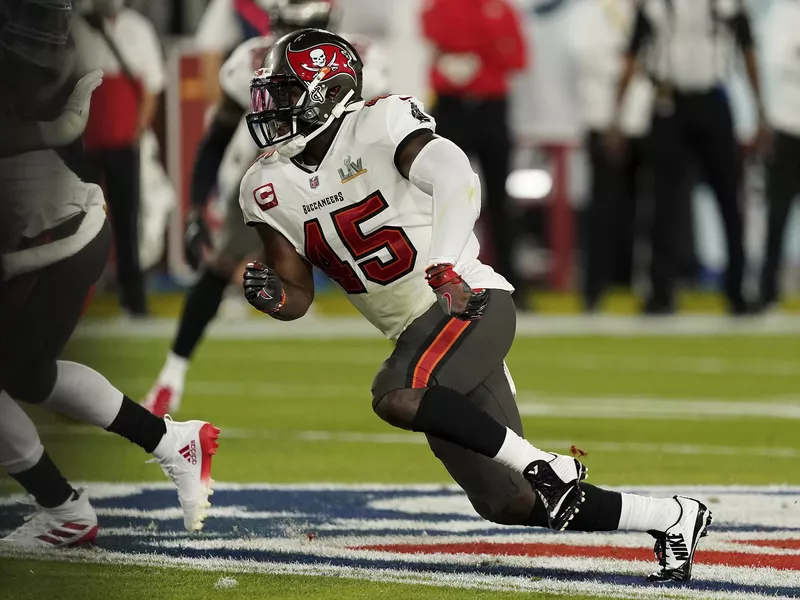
[728,297,753,316]
[642,297,675,316]
[647,496,713,582]
[523,454,587,531]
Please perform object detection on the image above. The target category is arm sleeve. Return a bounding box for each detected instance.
[408,138,481,267]
[627,7,653,57]
[195,0,243,52]
[730,10,754,51]
[137,17,166,93]
[481,0,528,72]
[189,114,240,209]
[768,5,800,76]
[363,95,435,167]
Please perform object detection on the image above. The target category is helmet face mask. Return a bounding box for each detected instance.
[246,29,363,152]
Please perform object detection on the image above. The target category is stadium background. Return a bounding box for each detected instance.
[150,0,800,299]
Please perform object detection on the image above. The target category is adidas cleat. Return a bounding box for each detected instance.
[0,487,98,549]
[141,383,181,418]
[647,496,713,582]
[151,417,220,532]
[524,454,588,531]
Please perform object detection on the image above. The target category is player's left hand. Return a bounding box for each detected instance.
[243,261,286,315]
[425,263,489,320]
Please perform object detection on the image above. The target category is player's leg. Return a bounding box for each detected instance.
[372,291,584,530]
[0,391,98,548]
[144,189,260,417]
[2,221,220,532]
[372,292,711,580]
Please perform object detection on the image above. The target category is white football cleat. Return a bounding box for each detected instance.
[648,496,713,582]
[142,382,182,418]
[151,417,220,532]
[1,488,98,549]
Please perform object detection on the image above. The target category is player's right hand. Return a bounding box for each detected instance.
[184,210,211,271]
[243,261,286,315]
[425,263,489,320]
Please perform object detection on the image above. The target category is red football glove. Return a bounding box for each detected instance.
[425,263,489,320]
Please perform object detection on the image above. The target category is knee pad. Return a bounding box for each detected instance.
[5,360,57,404]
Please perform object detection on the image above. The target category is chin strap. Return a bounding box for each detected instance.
[276,90,364,158]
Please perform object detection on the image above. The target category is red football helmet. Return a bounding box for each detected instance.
[246,28,363,154]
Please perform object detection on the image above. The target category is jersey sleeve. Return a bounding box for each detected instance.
[238,159,271,226]
[362,95,437,156]
[219,37,272,110]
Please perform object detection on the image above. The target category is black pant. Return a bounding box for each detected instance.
[86,146,147,314]
[0,220,111,400]
[648,89,745,311]
[432,96,520,291]
[761,129,800,305]
[583,131,648,310]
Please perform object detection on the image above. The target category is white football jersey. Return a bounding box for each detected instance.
[240,95,512,339]
[217,33,391,203]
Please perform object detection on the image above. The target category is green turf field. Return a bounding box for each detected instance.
[2,318,799,599]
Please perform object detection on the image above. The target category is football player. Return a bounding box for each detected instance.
[143,0,388,417]
[237,29,713,582]
[0,2,219,547]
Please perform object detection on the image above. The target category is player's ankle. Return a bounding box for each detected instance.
[106,396,167,454]
[493,429,554,472]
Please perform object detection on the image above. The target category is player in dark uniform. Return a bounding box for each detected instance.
[237,29,713,582]
[0,0,219,546]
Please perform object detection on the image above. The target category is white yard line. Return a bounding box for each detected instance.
[34,425,800,458]
[1,548,796,600]
[111,377,800,419]
[73,314,800,339]
[516,395,800,420]
[537,354,800,377]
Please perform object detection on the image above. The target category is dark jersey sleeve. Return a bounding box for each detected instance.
[627,7,653,57]
[729,8,754,50]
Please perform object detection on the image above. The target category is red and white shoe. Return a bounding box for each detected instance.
[151,417,220,532]
[142,382,182,418]
[1,488,98,549]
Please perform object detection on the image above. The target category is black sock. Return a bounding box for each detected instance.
[172,269,229,359]
[411,386,507,458]
[106,396,167,453]
[534,483,621,532]
[11,452,75,509]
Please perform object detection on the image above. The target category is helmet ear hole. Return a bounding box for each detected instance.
[326,85,341,100]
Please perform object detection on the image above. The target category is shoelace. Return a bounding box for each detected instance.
[650,532,667,568]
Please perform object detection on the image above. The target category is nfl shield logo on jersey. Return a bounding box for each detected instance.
[309,176,319,189]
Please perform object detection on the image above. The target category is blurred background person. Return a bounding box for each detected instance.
[567,0,654,313]
[421,0,529,309]
[610,0,768,315]
[759,0,800,312]
[71,0,165,317]
[194,0,273,55]
[142,0,390,417]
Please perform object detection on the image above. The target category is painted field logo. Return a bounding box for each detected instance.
[1,485,799,599]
